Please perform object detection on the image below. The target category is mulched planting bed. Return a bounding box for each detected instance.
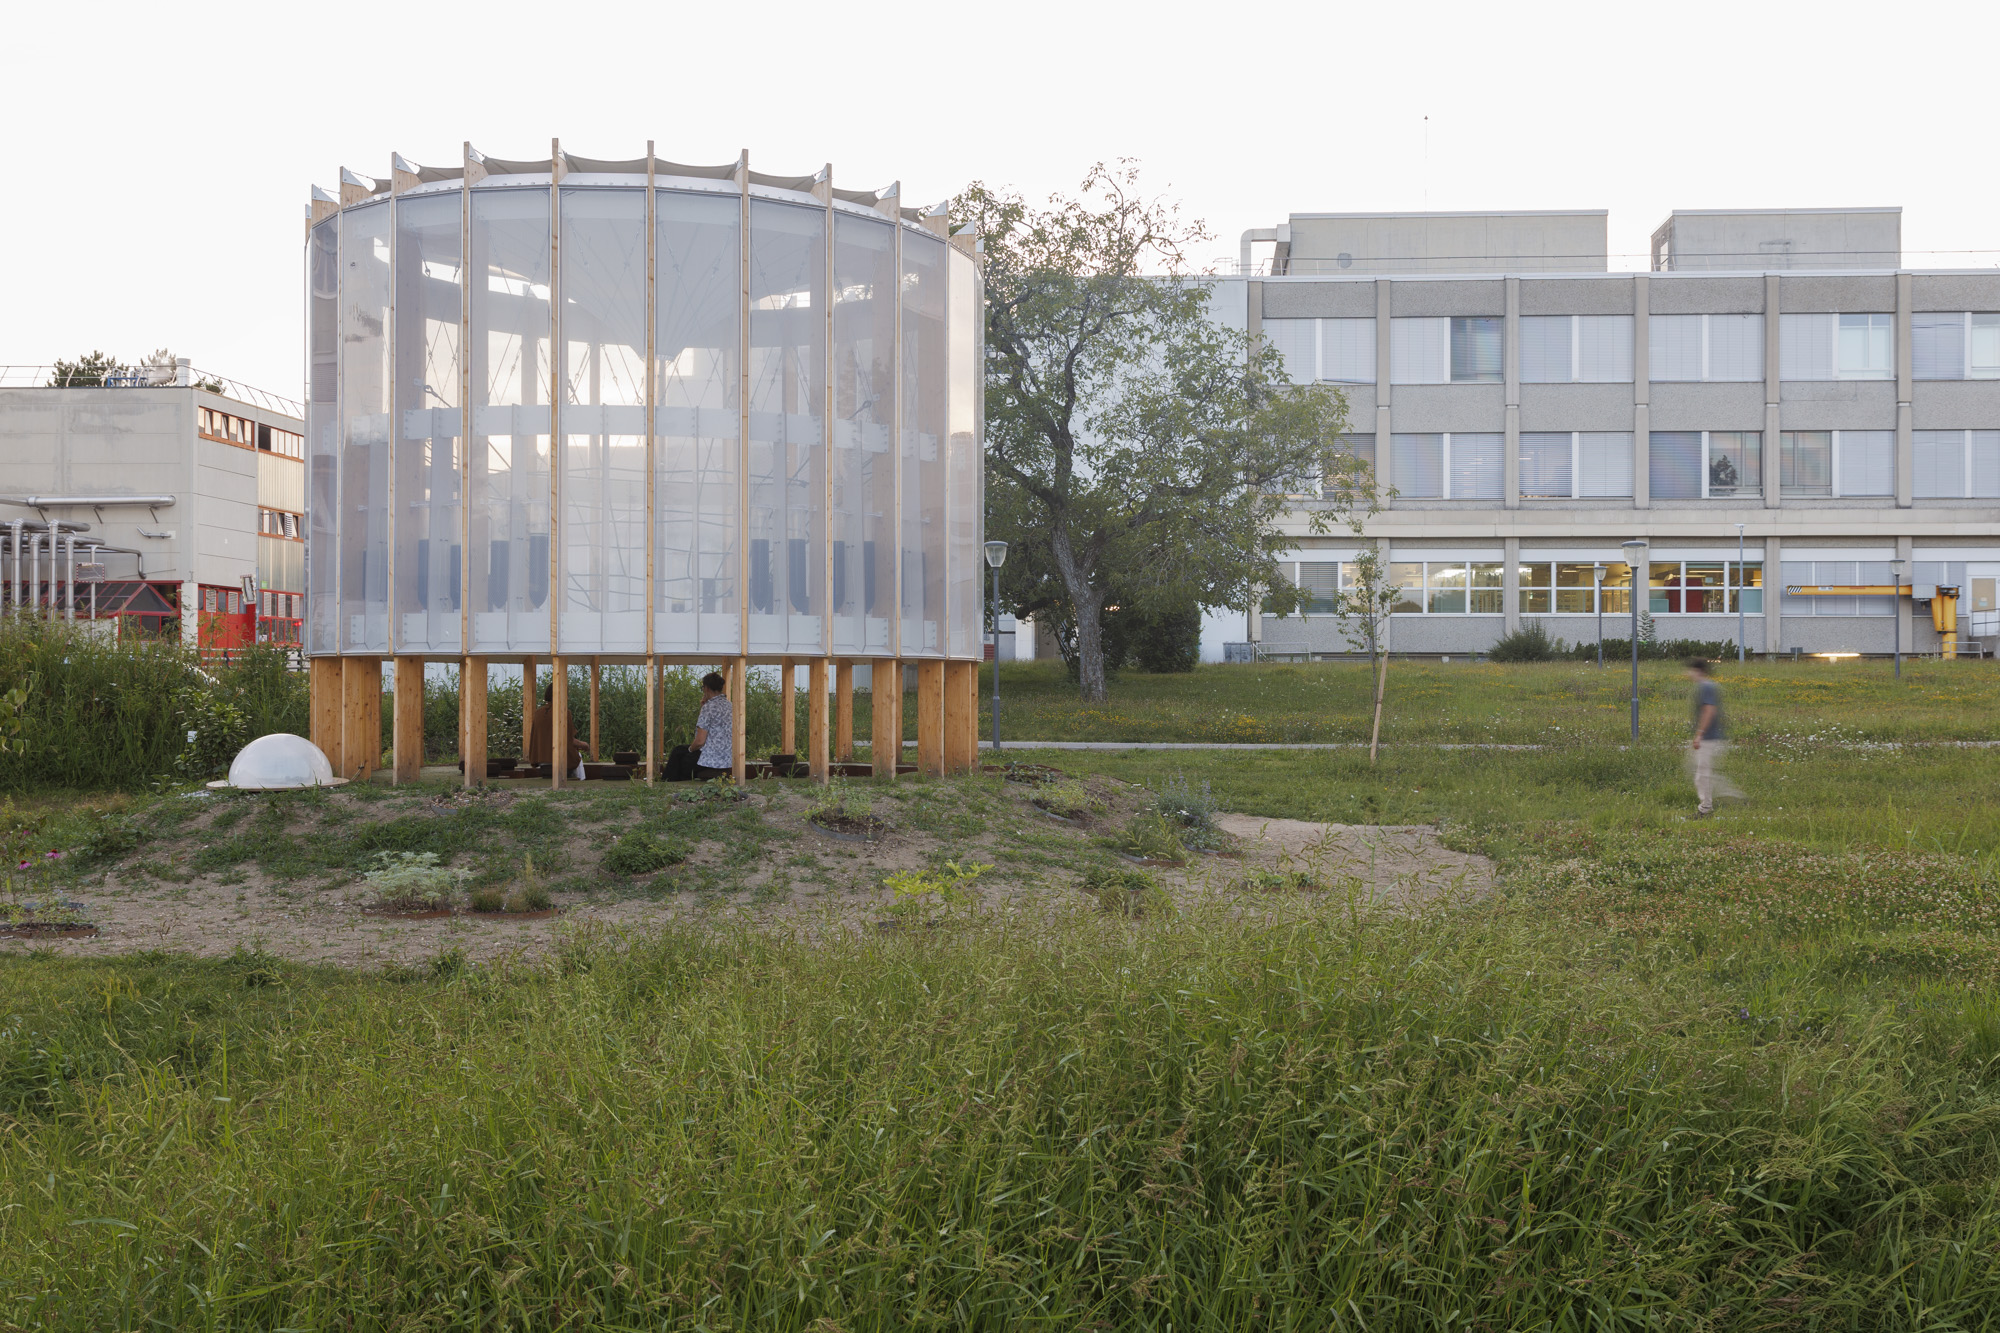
[1,922,100,939]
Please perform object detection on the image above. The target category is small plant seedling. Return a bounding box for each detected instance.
[1242,869,1318,892]
[469,887,507,913]
[883,859,990,921]
[1081,865,1172,919]
[1112,809,1188,864]
[1032,779,1105,821]
[603,829,693,877]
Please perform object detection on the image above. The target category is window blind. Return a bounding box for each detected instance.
[1448,433,1503,500]
[1390,318,1449,384]
[1649,315,1701,381]
[1913,430,1963,498]
[1578,432,1633,497]
[1519,432,1573,497]
[1972,315,2000,378]
[1779,313,1832,380]
[1262,318,1316,384]
[1839,430,1894,497]
[1781,431,1832,495]
[1321,318,1376,383]
[1297,562,1338,613]
[1649,431,1704,500]
[1390,433,1443,497]
[1518,316,1571,383]
[1911,312,1963,381]
[1449,317,1502,383]
[1708,315,1764,381]
[1973,431,2000,497]
[1576,316,1633,382]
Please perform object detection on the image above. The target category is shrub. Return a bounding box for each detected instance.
[806,779,875,825]
[1034,779,1104,819]
[1113,809,1187,863]
[883,859,988,920]
[1241,869,1318,892]
[1153,773,1227,851]
[359,851,468,913]
[1081,865,1173,918]
[468,887,507,913]
[1488,623,1562,662]
[507,882,554,912]
[603,828,692,877]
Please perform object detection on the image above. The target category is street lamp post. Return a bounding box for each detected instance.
[1622,540,1647,741]
[1592,563,1607,668]
[1735,523,1746,663]
[984,540,1009,751]
[1890,557,1905,680]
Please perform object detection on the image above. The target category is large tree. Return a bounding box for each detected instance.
[961,164,1372,702]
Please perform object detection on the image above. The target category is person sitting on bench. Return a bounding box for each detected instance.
[666,672,732,781]
[526,677,585,773]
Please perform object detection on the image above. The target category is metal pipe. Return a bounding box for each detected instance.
[64,532,75,622]
[0,495,172,510]
[1736,524,1746,663]
[9,519,19,615]
[27,532,40,617]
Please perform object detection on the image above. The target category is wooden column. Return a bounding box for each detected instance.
[644,655,658,786]
[340,657,378,780]
[309,656,341,768]
[589,658,601,761]
[834,661,854,762]
[521,658,535,760]
[944,660,976,775]
[392,657,425,784]
[461,657,487,788]
[808,658,830,781]
[870,657,900,779]
[731,656,748,782]
[549,656,567,787]
[916,659,944,778]
[780,656,795,755]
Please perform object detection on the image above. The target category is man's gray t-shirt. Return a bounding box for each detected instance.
[1693,679,1725,740]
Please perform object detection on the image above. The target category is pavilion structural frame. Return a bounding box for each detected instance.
[303,144,986,787]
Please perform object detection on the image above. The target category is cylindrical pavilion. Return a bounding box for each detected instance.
[303,142,985,786]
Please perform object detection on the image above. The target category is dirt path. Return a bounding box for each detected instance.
[1213,814,1495,908]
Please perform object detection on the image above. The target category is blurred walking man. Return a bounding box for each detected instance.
[1685,659,1741,817]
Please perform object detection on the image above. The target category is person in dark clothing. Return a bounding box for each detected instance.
[1684,658,1740,816]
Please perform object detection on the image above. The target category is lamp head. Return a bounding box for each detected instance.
[1620,539,1647,568]
[983,540,1009,570]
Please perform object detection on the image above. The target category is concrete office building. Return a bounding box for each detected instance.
[1228,207,2000,659]
[0,366,307,649]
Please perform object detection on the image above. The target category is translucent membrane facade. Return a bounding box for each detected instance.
[304,150,984,663]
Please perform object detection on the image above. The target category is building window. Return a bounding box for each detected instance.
[1262,318,1376,384]
[1520,432,1634,499]
[1649,561,1762,614]
[1912,312,2000,380]
[1296,561,1340,613]
[1320,434,1375,497]
[1384,560,1505,614]
[1913,429,2000,498]
[1648,314,1764,382]
[1779,312,1893,381]
[1517,561,1637,615]
[1390,433,1501,499]
[1780,561,1898,617]
[1649,432,1704,500]
[1519,315,1633,383]
[1779,430,1893,498]
[1391,317,1501,384]
[1652,431,1764,501]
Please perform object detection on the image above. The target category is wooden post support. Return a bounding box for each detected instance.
[550,656,567,788]
[731,657,748,782]
[916,660,945,778]
[392,657,425,784]
[834,661,854,762]
[780,656,795,754]
[870,657,900,779]
[521,658,535,760]
[461,657,487,788]
[644,655,658,786]
[944,660,976,775]
[309,656,341,769]
[808,658,830,781]
[589,658,601,760]
[340,657,377,780]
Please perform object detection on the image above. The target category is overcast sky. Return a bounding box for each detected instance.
[3,0,1993,400]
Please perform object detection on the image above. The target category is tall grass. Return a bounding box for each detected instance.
[7,899,2000,1329]
[0,620,304,790]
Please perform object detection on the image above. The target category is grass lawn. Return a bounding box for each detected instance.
[4,665,2000,1328]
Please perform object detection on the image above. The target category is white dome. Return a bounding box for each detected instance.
[211,733,345,791]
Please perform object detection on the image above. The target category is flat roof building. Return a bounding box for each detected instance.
[1230,207,2000,659]
[0,365,306,649]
